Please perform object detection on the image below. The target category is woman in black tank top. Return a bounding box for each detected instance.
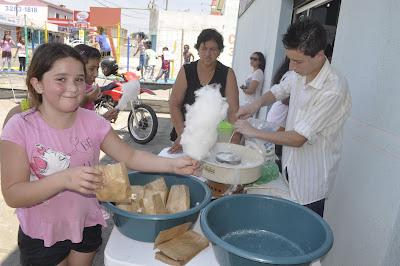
[168,29,240,154]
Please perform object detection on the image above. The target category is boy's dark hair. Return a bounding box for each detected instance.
[272,57,290,85]
[26,43,86,109]
[163,47,168,51]
[184,44,189,49]
[145,40,152,49]
[282,18,327,57]
[194,28,224,53]
[253,52,266,72]
[74,44,101,63]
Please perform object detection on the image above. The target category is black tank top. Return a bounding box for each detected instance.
[170,60,229,141]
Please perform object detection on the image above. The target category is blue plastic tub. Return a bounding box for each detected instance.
[102,172,211,242]
[200,194,333,266]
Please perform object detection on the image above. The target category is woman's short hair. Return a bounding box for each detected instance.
[194,28,224,53]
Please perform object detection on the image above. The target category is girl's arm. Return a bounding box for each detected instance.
[1,141,105,208]
[100,129,200,175]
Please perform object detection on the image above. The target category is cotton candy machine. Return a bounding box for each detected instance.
[201,143,264,198]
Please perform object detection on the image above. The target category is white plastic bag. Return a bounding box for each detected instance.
[244,118,280,162]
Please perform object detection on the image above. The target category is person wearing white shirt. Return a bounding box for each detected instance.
[234,18,352,217]
[240,52,265,106]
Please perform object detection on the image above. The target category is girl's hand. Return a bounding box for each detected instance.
[172,156,202,177]
[86,85,102,102]
[62,166,105,195]
[102,108,119,121]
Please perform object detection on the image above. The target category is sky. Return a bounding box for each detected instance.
[45,0,212,34]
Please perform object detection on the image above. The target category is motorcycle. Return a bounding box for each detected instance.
[95,57,158,144]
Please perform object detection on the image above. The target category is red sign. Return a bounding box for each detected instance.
[74,11,90,23]
[90,7,121,26]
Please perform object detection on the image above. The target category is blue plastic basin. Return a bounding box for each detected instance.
[200,194,333,266]
[102,172,211,242]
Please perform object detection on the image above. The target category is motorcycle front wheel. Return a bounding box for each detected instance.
[128,104,158,144]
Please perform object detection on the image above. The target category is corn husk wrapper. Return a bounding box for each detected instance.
[141,190,167,215]
[145,177,169,204]
[166,185,190,214]
[94,162,131,203]
[154,224,209,265]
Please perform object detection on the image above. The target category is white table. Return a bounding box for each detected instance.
[104,148,219,266]
[104,148,292,266]
[104,219,219,266]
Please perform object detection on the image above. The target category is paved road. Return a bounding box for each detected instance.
[0,72,174,265]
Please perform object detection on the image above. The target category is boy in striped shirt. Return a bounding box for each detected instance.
[234,18,351,217]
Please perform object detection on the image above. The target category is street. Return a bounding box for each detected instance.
[0,72,174,265]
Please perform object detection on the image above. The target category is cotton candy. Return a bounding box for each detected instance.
[115,79,140,110]
[180,84,228,160]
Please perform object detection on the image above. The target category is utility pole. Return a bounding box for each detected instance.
[166,0,168,10]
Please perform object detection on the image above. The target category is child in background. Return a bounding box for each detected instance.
[15,36,26,73]
[155,47,171,83]
[0,30,15,74]
[143,41,158,82]
[1,43,200,266]
[74,44,119,121]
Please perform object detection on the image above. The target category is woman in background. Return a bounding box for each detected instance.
[240,52,265,106]
[168,28,240,153]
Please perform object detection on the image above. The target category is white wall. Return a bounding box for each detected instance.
[322,0,400,264]
[232,0,292,118]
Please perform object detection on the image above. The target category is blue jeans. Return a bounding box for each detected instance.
[139,54,146,68]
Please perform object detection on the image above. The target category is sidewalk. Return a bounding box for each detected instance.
[0,70,174,265]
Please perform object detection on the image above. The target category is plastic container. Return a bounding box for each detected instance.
[217,121,233,143]
[102,172,212,242]
[200,194,333,266]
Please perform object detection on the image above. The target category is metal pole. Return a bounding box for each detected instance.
[127,36,130,72]
[24,14,29,70]
[84,26,87,44]
[31,31,34,51]
[117,23,120,64]
[45,22,48,43]
[180,29,184,66]
[171,40,176,78]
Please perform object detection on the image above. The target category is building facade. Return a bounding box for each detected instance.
[148,0,240,78]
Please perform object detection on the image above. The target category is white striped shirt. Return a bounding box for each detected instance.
[270,59,352,205]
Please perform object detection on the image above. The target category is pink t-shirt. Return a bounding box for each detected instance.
[1,107,111,247]
[1,39,12,52]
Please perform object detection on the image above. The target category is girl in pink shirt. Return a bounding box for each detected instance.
[0,30,16,73]
[1,43,200,266]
